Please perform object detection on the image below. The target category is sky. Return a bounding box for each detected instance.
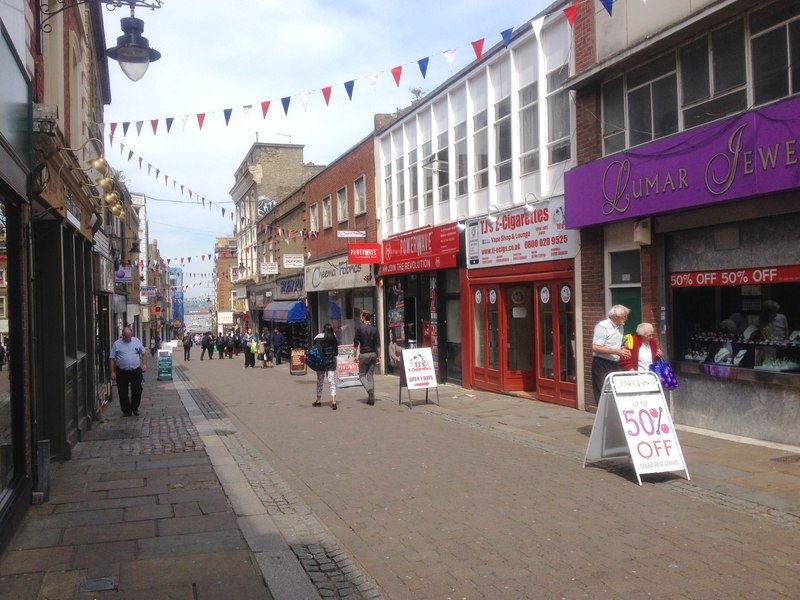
[101,0,553,298]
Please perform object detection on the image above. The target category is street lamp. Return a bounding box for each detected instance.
[40,1,163,82]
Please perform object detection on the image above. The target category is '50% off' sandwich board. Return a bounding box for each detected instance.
[583,371,690,485]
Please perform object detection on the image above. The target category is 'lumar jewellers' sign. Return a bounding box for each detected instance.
[565,96,800,228]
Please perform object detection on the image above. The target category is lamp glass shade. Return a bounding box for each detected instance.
[106,17,161,82]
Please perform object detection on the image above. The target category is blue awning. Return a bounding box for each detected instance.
[262,301,306,323]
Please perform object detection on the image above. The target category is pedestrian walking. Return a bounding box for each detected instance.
[215,332,226,360]
[150,333,161,358]
[591,304,631,405]
[313,323,339,410]
[226,333,235,358]
[200,332,214,360]
[233,330,241,356]
[243,327,257,368]
[0,340,6,372]
[259,327,273,368]
[272,328,284,365]
[182,331,193,361]
[353,310,380,405]
[110,325,147,417]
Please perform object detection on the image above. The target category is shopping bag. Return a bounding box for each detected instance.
[650,358,678,389]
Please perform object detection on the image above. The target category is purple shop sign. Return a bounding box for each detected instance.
[564,96,800,229]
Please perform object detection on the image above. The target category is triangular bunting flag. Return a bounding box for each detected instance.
[391,65,402,87]
[222,208,226,217]
[155,169,160,179]
[344,80,355,100]
[224,108,233,125]
[189,190,193,199]
[166,117,174,132]
[472,39,485,61]
[281,96,291,115]
[418,57,429,78]
[322,86,332,105]
[151,119,159,134]
[122,122,130,136]
[501,27,513,48]
[564,3,578,26]
[110,122,118,138]
[301,91,312,111]
[197,113,206,130]
[139,157,143,169]
[600,0,613,16]
[127,150,133,161]
[135,121,143,136]
[443,49,456,71]
[531,16,544,38]
[261,100,270,118]
[366,73,378,91]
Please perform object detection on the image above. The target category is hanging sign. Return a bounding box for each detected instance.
[584,371,689,485]
[261,262,279,275]
[283,254,305,269]
[348,243,382,264]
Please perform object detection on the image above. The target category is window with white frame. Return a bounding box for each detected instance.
[436,132,449,203]
[454,121,468,196]
[519,83,540,173]
[495,96,512,182]
[354,176,366,215]
[408,149,418,213]
[0,296,5,319]
[384,163,393,222]
[473,110,488,190]
[546,65,571,163]
[310,203,319,232]
[422,140,434,208]
[337,186,348,223]
[395,156,405,218]
[322,195,332,228]
[627,54,678,147]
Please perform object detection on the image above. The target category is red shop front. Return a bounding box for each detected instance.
[462,202,579,407]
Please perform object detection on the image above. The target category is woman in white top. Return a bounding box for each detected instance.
[620,322,663,372]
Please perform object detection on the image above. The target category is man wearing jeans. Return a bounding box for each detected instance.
[354,310,381,405]
[110,326,148,416]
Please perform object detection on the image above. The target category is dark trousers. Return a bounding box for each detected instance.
[200,347,213,360]
[244,347,256,368]
[184,346,191,360]
[591,357,618,407]
[358,352,377,394]
[217,346,225,359]
[273,345,282,364]
[116,367,143,415]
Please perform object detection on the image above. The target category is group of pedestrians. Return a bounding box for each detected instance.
[180,328,284,366]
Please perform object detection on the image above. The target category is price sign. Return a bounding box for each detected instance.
[584,372,689,485]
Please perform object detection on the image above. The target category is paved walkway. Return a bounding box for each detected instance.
[1,352,798,599]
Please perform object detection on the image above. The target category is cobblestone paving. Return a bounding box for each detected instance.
[73,414,203,458]
[185,377,384,600]
[418,407,800,529]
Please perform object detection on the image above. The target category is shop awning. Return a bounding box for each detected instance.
[262,301,306,323]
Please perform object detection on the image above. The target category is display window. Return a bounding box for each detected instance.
[671,265,800,373]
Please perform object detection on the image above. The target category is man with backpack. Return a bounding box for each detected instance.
[215,332,225,360]
[182,331,193,361]
[200,332,213,360]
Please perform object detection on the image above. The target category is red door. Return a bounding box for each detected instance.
[535,282,577,407]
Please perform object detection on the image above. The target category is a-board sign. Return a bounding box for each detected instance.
[398,347,440,409]
[289,348,307,376]
[337,345,361,388]
[584,371,689,485]
[156,348,173,381]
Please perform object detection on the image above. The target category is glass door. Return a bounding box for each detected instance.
[505,285,534,389]
[536,282,577,407]
[472,286,502,389]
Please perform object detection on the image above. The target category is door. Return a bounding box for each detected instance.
[504,285,534,389]
[472,286,502,389]
[535,282,577,407]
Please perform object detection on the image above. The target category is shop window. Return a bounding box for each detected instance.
[383,163,393,222]
[395,156,405,218]
[602,77,625,154]
[673,276,800,372]
[309,203,318,232]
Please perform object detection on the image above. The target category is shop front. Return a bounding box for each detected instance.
[381,224,461,384]
[305,255,376,346]
[463,201,579,406]
[262,274,307,360]
[565,95,800,445]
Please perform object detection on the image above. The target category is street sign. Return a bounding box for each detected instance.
[584,371,689,485]
[156,349,173,381]
[337,230,366,238]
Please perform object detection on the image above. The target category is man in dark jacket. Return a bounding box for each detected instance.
[272,328,285,365]
[215,333,225,360]
[200,332,213,360]
[354,310,381,405]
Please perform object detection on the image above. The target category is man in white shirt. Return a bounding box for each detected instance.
[110,326,147,416]
[591,305,631,406]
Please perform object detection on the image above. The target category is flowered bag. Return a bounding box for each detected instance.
[650,358,678,389]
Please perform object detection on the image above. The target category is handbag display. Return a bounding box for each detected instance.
[650,357,679,389]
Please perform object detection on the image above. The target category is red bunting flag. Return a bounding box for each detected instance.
[261,100,270,119]
[472,39,485,61]
[197,113,206,130]
[151,119,159,134]
[391,66,402,87]
[564,2,578,26]
[110,123,118,138]
[322,86,332,105]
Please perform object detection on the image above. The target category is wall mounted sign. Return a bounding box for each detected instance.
[382,224,459,275]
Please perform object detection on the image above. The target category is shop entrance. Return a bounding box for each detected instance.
[470,279,577,405]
